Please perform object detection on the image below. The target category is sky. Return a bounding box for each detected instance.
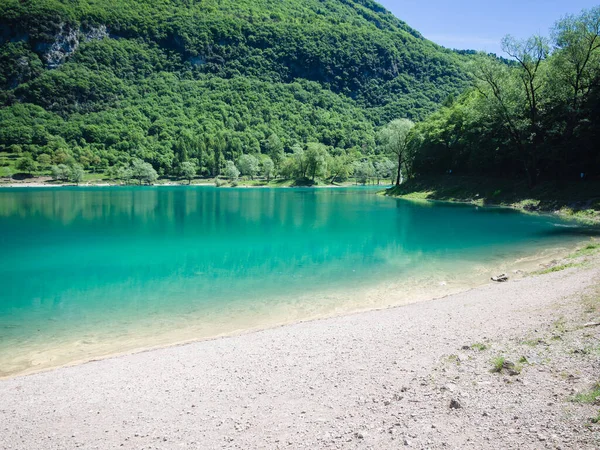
[378,0,600,55]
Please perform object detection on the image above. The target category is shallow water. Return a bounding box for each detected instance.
[0,186,596,376]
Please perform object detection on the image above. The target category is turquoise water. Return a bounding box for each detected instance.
[0,186,596,376]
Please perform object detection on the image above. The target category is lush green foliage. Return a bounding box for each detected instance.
[0,0,469,181]
[405,7,600,184]
[378,118,414,184]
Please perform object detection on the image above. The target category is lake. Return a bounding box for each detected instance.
[0,186,595,376]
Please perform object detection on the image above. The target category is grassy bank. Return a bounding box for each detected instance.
[387,176,600,224]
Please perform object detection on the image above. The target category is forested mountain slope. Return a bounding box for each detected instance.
[0,0,468,176]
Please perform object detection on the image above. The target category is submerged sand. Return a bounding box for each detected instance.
[1,253,599,449]
[0,242,578,378]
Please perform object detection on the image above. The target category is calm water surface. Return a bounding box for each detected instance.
[0,186,596,376]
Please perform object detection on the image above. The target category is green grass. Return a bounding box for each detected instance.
[571,383,600,404]
[521,338,545,347]
[83,172,107,182]
[445,354,463,366]
[534,263,581,275]
[571,346,600,356]
[491,356,505,373]
[568,243,600,259]
[490,356,523,374]
[471,343,488,351]
[553,316,568,333]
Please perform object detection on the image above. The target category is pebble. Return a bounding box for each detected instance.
[449,399,462,409]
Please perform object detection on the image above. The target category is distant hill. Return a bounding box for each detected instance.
[0,0,470,176]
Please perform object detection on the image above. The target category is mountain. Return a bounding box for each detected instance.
[0,0,469,177]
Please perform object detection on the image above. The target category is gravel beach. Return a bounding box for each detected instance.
[1,256,599,449]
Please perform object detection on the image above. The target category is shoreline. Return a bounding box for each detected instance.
[0,239,595,381]
[0,182,386,189]
[1,250,599,448]
[3,178,596,226]
[386,176,600,225]
[0,178,383,189]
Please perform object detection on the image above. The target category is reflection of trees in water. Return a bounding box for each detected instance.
[0,188,590,335]
[1,188,413,314]
[0,187,390,234]
[0,188,159,224]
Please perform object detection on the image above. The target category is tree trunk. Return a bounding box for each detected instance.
[395,152,402,186]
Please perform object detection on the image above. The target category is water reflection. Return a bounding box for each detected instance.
[0,187,595,375]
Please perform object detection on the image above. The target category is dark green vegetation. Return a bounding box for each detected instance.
[388,175,600,222]
[0,0,469,182]
[402,8,600,186]
[2,2,598,192]
[571,383,600,404]
[388,8,600,223]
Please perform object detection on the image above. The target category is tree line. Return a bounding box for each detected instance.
[2,1,596,187]
[0,0,469,182]
[11,121,415,186]
[404,7,600,186]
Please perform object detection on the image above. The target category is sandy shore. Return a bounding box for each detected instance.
[1,253,599,449]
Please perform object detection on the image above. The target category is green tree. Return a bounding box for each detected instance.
[16,156,36,174]
[105,164,121,181]
[501,34,549,186]
[69,165,85,184]
[278,155,297,180]
[260,156,275,181]
[552,8,600,114]
[265,134,284,168]
[131,159,158,185]
[291,144,307,179]
[550,7,600,176]
[353,160,374,185]
[374,158,395,185]
[51,164,69,181]
[305,143,328,182]
[37,154,52,169]
[378,119,415,185]
[119,167,134,184]
[180,161,197,184]
[328,153,352,184]
[237,154,259,179]
[223,160,240,180]
[52,150,72,165]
